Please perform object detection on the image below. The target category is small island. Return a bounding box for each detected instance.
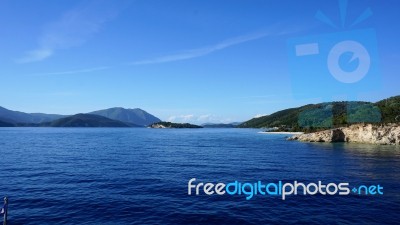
[149,122,203,129]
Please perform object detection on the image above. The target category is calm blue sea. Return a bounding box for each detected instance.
[0,128,399,224]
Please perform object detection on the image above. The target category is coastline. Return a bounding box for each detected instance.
[258,131,304,135]
[287,123,400,145]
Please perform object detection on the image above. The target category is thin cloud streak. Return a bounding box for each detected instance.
[16,0,123,63]
[132,31,274,65]
[18,49,54,63]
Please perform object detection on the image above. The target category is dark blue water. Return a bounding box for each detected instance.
[0,128,399,224]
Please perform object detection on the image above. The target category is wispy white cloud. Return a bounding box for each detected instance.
[30,66,110,76]
[167,114,233,124]
[48,91,79,97]
[18,49,54,63]
[167,115,194,123]
[132,31,274,65]
[16,0,123,63]
[254,114,268,118]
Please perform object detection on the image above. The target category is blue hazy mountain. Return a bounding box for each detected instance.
[89,107,161,126]
[0,119,15,127]
[42,114,131,127]
[0,106,161,127]
[0,106,66,124]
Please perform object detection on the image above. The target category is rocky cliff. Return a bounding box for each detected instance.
[287,124,400,145]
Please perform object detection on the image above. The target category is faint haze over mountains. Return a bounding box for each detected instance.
[1,0,399,123]
[0,106,161,127]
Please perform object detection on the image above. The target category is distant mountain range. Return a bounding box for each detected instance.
[0,106,161,127]
[0,106,65,124]
[89,107,160,126]
[42,114,131,127]
[1,95,399,128]
[238,96,400,129]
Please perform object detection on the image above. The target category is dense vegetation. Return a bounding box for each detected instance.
[375,96,400,123]
[239,96,400,131]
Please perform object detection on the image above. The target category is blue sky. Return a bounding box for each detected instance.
[1,0,399,124]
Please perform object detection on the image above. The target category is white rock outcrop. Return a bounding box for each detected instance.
[288,124,400,145]
[150,124,168,128]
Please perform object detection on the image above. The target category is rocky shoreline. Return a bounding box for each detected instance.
[287,123,400,145]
